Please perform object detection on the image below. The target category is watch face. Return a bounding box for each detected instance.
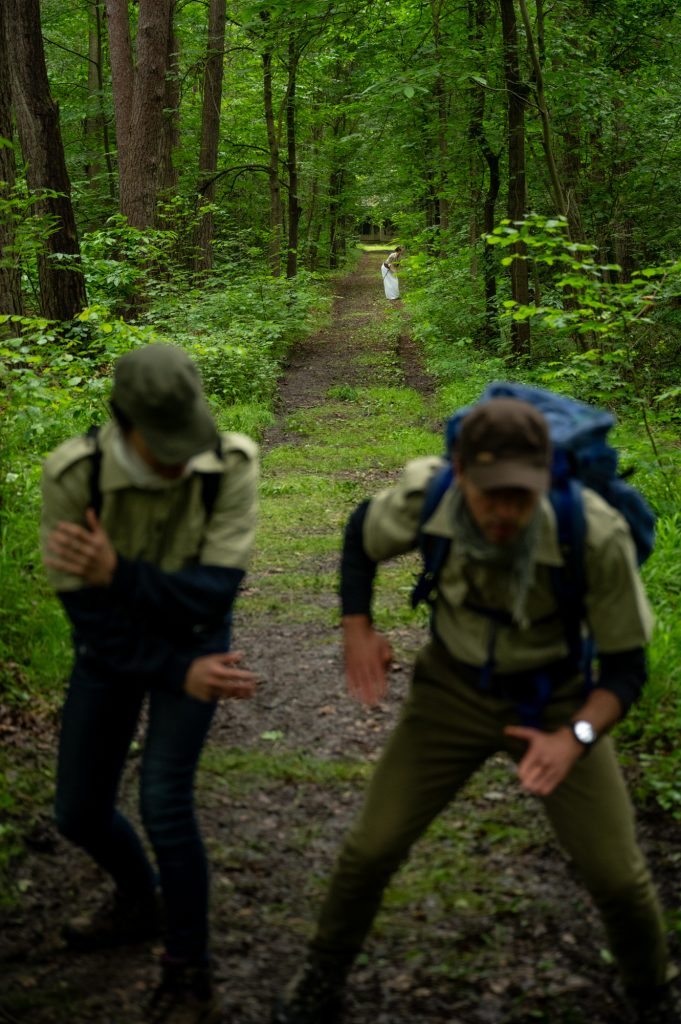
[573,720,597,745]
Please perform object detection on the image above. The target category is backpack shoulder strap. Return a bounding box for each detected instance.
[86,425,103,518]
[200,436,224,522]
[411,464,455,609]
[548,478,592,681]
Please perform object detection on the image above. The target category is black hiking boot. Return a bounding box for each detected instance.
[271,954,351,1024]
[615,967,681,1024]
[145,959,225,1024]
[627,984,681,1024]
[62,888,162,950]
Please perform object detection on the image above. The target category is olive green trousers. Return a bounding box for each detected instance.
[312,641,668,991]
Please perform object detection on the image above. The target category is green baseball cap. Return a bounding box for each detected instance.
[111,344,218,464]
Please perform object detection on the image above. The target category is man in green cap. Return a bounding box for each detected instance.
[41,343,259,1023]
[273,397,676,1024]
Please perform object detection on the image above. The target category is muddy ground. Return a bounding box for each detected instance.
[1,253,680,1024]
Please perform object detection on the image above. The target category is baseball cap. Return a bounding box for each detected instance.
[111,344,218,464]
[457,398,551,492]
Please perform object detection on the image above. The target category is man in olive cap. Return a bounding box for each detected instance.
[274,397,675,1024]
[41,343,259,1023]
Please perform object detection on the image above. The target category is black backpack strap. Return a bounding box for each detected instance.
[411,464,455,609]
[549,477,593,685]
[200,436,224,522]
[86,425,103,517]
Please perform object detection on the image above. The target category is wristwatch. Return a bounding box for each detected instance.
[571,720,598,749]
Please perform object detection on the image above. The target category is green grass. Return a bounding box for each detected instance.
[200,746,371,790]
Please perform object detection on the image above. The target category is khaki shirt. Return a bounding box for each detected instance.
[41,421,258,592]
[364,457,653,673]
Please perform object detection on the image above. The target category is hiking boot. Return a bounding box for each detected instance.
[146,960,225,1024]
[62,888,161,950]
[271,954,351,1024]
[627,984,681,1024]
[615,970,681,1024]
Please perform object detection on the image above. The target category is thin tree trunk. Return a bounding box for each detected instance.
[158,0,180,198]
[0,6,22,316]
[5,0,87,320]
[285,35,300,279]
[468,0,501,341]
[106,0,172,228]
[499,0,530,357]
[84,2,116,208]
[517,0,586,243]
[194,0,227,272]
[430,0,449,240]
[262,48,282,275]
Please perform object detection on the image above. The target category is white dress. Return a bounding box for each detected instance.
[381,252,400,300]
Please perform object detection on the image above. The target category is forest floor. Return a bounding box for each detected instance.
[1,251,680,1024]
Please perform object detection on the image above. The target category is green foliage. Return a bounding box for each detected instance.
[405,246,488,365]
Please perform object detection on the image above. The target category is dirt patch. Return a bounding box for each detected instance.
[1,253,680,1024]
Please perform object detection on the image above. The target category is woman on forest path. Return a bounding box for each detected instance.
[381,245,404,300]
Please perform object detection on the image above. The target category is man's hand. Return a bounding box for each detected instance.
[343,615,392,706]
[184,651,257,703]
[45,508,117,586]
[504,724,582,797]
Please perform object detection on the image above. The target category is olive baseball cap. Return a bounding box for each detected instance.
[111,344,218,464]
[457,398,551,492]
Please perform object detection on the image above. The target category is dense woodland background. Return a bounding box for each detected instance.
[1,0,681,889]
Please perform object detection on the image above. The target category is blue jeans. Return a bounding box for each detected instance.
[55,657,217,960]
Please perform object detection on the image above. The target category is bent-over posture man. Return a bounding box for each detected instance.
[41,344,258,1024]
[274,398,677,1024]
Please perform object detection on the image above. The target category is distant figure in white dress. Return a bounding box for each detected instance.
[381,246,404,301]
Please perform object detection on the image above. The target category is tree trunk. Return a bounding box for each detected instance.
[499,0,530,357]
[158,0,180,198]
[262,48,282,275]
[285,35,300,279]
[5,0,87,320]
[106,0,172,228]
[468,0,500,341]
[0,5,22,317]
[85,0,115,204]
[328,113,346,269]
[194,0,227,272]
[430,0,449,240]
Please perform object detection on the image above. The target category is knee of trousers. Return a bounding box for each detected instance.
[334,827,411,886]
[580,853,657,912]
[139,779,197,847]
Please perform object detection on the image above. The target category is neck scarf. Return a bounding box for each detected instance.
[451,485,542,627]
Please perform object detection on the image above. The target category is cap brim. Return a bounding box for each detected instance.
[139,402,218,465]
[465,461,550,493]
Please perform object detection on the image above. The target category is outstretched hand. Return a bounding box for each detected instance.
[504,724,582,797]
[185,651,257,703]
[45,508,117,586]
[343,616,393,706]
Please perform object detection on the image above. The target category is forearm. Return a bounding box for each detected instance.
[595,648,647,715]
[565,686,624,738]
[339,501,377,617]
[108,558,244,630]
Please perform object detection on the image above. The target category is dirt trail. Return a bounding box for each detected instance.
[1,253,679,1024]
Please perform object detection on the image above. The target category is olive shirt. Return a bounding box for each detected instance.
[344,456,653,709]
[41,421,259,692]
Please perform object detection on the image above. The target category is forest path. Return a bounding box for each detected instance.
[1,252,679,1024]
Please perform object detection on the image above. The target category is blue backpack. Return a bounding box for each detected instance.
[411,382,656,710]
